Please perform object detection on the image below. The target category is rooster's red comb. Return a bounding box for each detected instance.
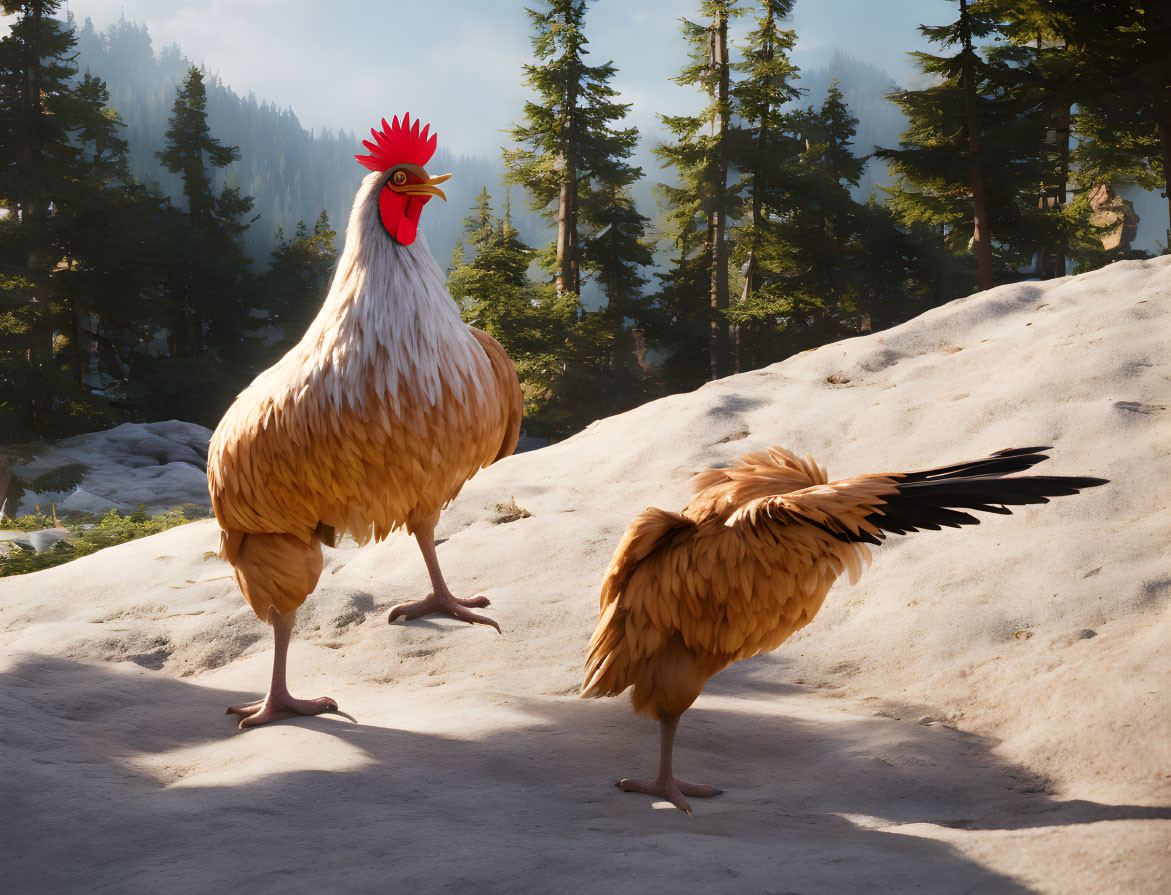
[355,114,438,172]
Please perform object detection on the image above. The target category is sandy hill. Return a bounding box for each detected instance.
[2,258,1168,894]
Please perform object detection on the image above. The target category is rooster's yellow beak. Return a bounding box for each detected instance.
[387,164,451,202]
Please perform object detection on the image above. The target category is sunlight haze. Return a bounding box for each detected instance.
[50,0,939,156]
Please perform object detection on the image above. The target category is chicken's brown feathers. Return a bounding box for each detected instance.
[582,445,1105,720]
[208,169,523,621]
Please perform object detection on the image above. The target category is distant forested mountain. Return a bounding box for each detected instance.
[72,15,522,267]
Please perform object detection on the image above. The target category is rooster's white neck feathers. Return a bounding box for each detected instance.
[260,171,488,418]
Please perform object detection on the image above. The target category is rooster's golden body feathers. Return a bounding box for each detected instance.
[208,171,522,621]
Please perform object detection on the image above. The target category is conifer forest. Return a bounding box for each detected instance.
[2,0,1168,443]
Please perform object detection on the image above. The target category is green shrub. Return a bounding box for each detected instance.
[0,505,205,577]
[3,513,56,532]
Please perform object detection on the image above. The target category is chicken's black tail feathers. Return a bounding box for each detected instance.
[849,448,1107,544]
[898,445,1053,483]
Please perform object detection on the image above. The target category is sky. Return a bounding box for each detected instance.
[43,0,944,158]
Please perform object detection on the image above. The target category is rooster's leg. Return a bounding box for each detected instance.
[387,518,500,631]
[619,712,723,815]
[227,607,337,729]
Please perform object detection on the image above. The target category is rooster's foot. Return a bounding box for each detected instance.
[618,776,724,815]
[226,693,337,729]
[388,591,499,632]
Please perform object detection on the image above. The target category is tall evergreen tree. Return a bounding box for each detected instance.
[656,1,746,382]
[956,0,995,289]
[876,0,1053,290]
[730,84,899,366]
[0,1,125,435]
[448,188,608,436]
[1051,2,1171,244]
[0,0,80,269]
[504,0,644,302]
[732,0,801,310]
[57,71,172,391]
[982,2,1075,277]
[255,210,337,361]
[156,66,254,360]
[130,65,260,425]
[581,182,654,383]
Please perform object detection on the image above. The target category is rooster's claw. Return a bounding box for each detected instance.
[388,592,500,632]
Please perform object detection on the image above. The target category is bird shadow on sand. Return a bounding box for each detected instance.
[1,653,1166,894]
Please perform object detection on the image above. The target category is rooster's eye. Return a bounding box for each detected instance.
[391,170,408,187]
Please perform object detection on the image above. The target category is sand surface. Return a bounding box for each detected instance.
[2,258,1169,893]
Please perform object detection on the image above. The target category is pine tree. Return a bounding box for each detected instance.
[581,183,653,383]
[655,1,746,382]
[156,66,254,359]
[57,71,172,392]
[504,0,643,302]
[732,1,801,309]
[134,66,260,425]
[448,188,608,436]
[1054,3,1171,245]
[0,1,121,435]
[729,84,868,364]
[255,210,337,361]
[876,0,1059,291]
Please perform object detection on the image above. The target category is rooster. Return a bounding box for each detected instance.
[208,115,522,728]
[582,446,1106,813]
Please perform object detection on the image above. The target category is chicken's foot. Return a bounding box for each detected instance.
[618,713,723,815]
[387,522,500,631]
[227,607,337,729]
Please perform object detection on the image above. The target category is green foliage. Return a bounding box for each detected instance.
[875,0,1051,284]
[1052,4,1169,209]
[730,81,937,366]
[253,210,338,363]
[449,188,614,436]
[1,0,1166,452]
[157,67,242,226]
[505,0,651,379]
[877,0,1167,281]
[0,8,265,435]
[653,1,940,383]
[653,1,747,381]
[155,66,257,380]
[505,1,642,213]
[0,505,198,577]
[0,2,82,433]
[2,512,55,532]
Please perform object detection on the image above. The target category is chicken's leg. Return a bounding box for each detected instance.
[227,607,337,729]
[619,712,723,815]
[387,517,500,631]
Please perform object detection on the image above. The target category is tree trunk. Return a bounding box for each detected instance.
[607,265,627,383]
[739,4,773,374]
[67,292,86,386]
[1140,4,1171,238]
[1053,38,1071,278]
[960,0,994,291]
[709,7,731,379]
[1157,91,1171,239]
[1053,101,1071,277]
[555,167,578,296]
[556,73,579,298]
[21,2,43,269]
